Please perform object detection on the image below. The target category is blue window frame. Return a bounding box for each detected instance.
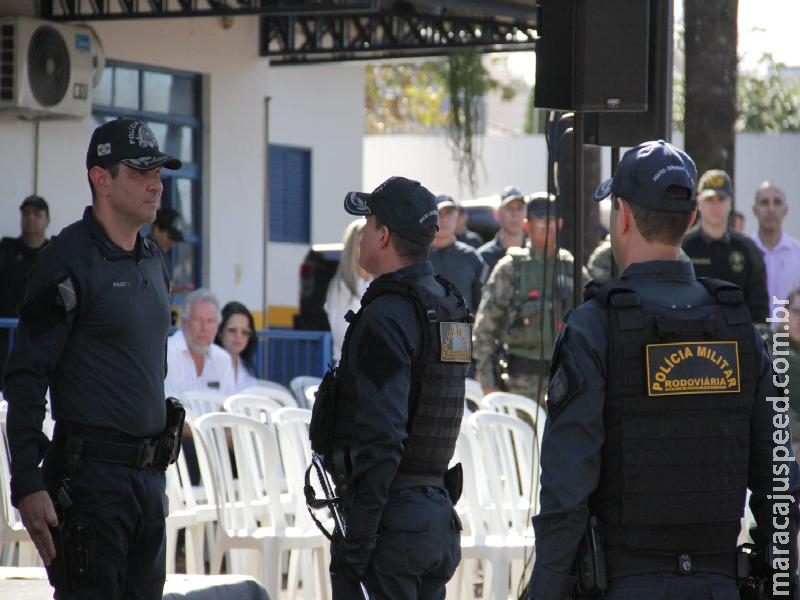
[269,145,311,244]
[92,61,203,295]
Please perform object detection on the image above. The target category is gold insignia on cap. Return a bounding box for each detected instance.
[440,322,472,363]
[645,341,740,396]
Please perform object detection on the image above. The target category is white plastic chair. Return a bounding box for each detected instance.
[289,377,322,410]
[179,390,228,421]
[241,384,298,408]
[464,377,485,412]
[454,411,537,600]
[224,394,285,423]
[481,391,547,455]
[192,412,327,600]
[0,401,39,566]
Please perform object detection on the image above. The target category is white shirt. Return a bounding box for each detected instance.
[164,330,236,399]
[324,276,371,362]
[233,355,259,392]
[752,231,800,314]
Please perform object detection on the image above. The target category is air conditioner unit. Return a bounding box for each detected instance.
[0,16,94,119]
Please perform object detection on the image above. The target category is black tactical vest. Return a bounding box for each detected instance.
[310,270,472,480]
[585,277,756,561]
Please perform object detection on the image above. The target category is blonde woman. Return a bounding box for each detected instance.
[324,219,372,363]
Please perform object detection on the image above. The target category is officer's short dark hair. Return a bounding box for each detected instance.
[375,215,435,262]
[88,162,120,202]
[614,186,694,245]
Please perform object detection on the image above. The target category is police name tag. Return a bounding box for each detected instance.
[646,341,740,396]
[439,322,472,363]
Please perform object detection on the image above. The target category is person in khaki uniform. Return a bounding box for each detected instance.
[473,193,584,401]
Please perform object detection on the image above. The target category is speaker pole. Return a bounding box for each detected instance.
[572,111,584,308]
[609,146,620,277]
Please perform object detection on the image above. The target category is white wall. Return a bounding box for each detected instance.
[365,133,800,240]
[0,14,365,323]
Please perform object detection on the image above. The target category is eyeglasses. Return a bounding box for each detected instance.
[225,327,251,337]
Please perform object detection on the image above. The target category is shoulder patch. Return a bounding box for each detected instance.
[507,246,529,258]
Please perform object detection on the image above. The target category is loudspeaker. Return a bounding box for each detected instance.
[584,0,673,146]
[534,0,650,112]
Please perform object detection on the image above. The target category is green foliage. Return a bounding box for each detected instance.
[737,53,800,132]
[364,63,448,134]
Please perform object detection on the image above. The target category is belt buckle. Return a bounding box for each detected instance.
[678,553,693,575]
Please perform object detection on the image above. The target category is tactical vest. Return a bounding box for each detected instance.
[505,247,573,360]
[311,271,472,480]
[586,277,756,562]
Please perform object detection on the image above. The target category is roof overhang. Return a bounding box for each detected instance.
[40,1,538,63]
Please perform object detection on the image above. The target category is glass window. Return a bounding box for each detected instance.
[93,68,112,106]
[113,67,139,110]
[175,178,194,235]
[143,72,195,116]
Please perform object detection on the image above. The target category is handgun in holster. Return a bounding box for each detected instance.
[154,397,186,470]
[575,514,607,597]
[47,481,95,592]
[737,544,765,600]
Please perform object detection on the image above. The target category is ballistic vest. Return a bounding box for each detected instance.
[329,271,472,478]
[505,247,574,360]
[586,277,756,562]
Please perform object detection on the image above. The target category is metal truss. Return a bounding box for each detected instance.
[261,10,536,64]
[39,0,383,21]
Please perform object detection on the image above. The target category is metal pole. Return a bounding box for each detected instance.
[262,97,271,375]
[572,112,584,308]
[610,146,620,277]
[33,119,40,194]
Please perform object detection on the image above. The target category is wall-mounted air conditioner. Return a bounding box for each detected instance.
[0,16,95,119]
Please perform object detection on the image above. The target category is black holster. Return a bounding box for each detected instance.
[46,483,95,592]
[445,463,463,504]
[154,397,185,470]
[576,515,607,597]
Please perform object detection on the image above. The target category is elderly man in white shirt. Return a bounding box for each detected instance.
[165,288,235,400]
[751,181,800,316]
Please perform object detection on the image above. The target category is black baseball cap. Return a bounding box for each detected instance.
[86,117,182,172]
[154,208,184,242]
[344,176,439,244]
[20,195,49,215]
[436,194,458,210]
[697,169,734,199]
[526,192,557,218]
[593,140,697,212]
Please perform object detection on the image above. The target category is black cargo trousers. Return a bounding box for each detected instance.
[42,438,167,600]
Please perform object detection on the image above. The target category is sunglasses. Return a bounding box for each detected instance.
[225,327,251,337]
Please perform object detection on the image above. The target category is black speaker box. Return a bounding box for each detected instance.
[534,0,650,112]
[584,0,673,147]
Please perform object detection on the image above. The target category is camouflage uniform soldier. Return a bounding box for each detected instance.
[588,233,692,281]
[473,193,584,401]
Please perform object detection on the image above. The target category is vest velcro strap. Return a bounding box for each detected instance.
[610,292,640,309]
[615,308,643,330]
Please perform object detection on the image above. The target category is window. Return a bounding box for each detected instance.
[92,62,202,295]
[269,145,311,244]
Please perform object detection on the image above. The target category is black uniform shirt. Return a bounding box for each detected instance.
[0,236,49,317]
[5,207,171,506]
[477,232,526,275]
[343,261,444,539]
[429,240,487,313]
[529,260,800,600]
[682,227,770,323]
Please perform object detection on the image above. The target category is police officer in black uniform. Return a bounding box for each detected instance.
[4,118,183,599]
[310,176,470,599]
[527,141,800,600]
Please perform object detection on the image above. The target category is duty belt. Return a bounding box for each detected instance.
[53,422,161,469]
[605,548,737,579]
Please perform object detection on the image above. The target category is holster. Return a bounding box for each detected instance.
[154,397,185,471]
[576,515,607,597]
[444,463,463,504]
[46,484,95,591]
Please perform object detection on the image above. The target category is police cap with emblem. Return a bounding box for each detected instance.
[344,176,439,244]
[593,140,698,212]
[86,117,182,172]
[697,169,733,199]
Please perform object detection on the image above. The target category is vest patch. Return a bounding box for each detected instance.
[439,321,472,363]
[645,341,741,396]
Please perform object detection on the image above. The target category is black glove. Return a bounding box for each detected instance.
[332,530,377,581]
